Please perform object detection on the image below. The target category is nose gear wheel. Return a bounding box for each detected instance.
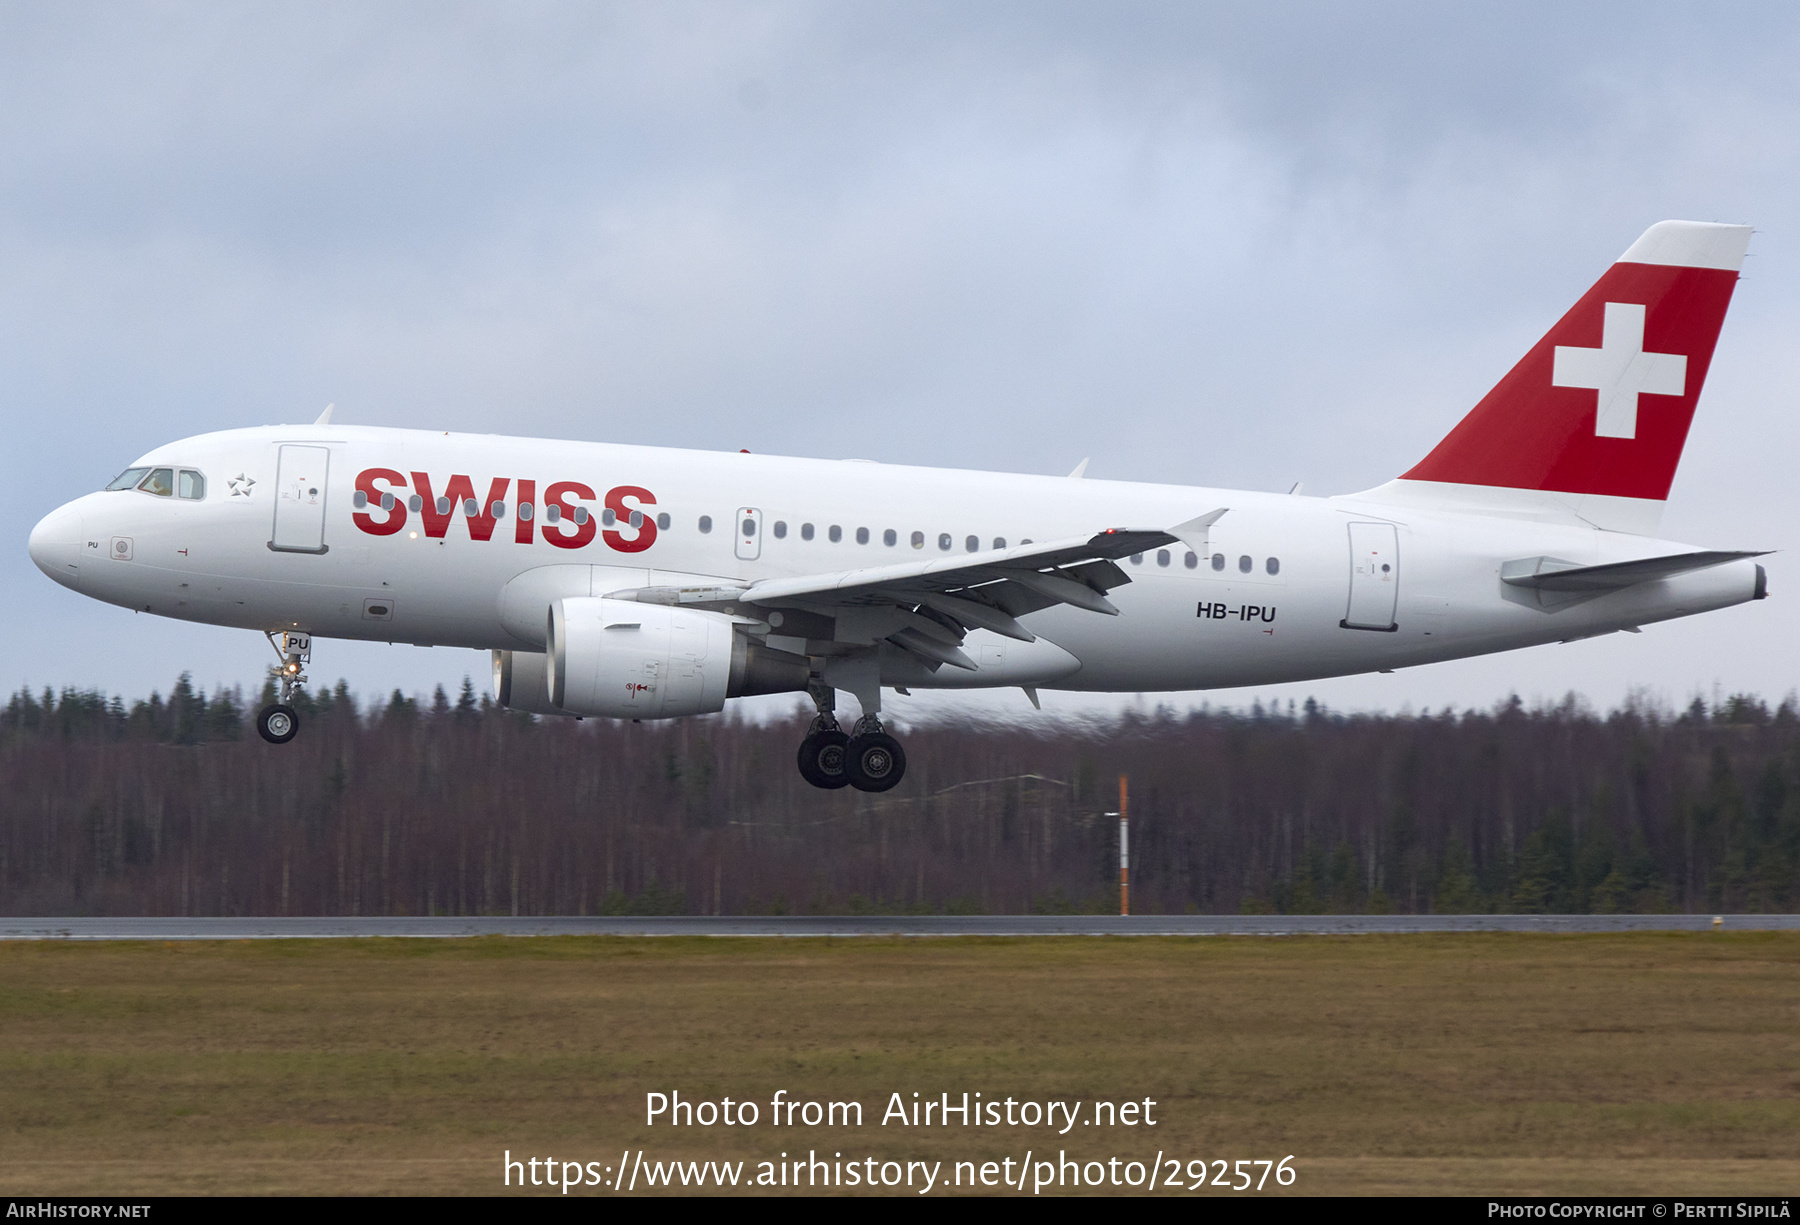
[257,703,299,744]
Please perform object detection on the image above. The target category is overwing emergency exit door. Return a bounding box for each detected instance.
[735,507,762,561]
[270,445,331,554]
[1342,521,1399,631]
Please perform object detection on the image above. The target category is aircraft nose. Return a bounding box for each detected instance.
[28,502,83,590]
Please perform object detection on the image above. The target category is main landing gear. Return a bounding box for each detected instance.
[797,715,850,788]
[796,688,906,792]
[257,630,309,746]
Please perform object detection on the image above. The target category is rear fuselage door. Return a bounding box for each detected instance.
[1342,521,1398,631]
[271,445,331,554]
[735,507,762,561]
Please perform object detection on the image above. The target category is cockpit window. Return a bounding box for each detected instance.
[138,468,174,497]
[178,470,205,500]
[105,467,150,491]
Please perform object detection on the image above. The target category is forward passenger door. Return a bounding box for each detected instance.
[270,445,331,554]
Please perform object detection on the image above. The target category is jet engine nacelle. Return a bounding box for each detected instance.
[536,593,734,715]
[546,597,734,719]
[497,598,815,718]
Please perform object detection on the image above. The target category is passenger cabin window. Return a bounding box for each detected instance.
[1211,553,1225,571]
[139,468,174,497]
[105,467,150,492]
[177,470,205,500]
[938,533,952,551]
[1184,552,1198,569]
[1157,550,1170,567]
[698,515,712,533]
[1238,554,1252,573]
[773,520,787,539]
[883,529,897,546]
[965,535,979,552]
[993,537,1006,550]
[801,523,815,541]
[828,525,841,543]
[910,530,924,549]
[1266,557,1280,575]
[656,512,670,530]
[855,527,869,545]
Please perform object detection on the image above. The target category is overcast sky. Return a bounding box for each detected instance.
[4,1,1798,720]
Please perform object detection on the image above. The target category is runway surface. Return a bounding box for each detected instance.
[3,915,1797,939]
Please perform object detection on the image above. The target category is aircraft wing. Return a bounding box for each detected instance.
[612,511,1228,670]
[743,529,1168,609]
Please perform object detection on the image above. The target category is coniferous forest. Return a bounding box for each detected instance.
[2,675,1798,916]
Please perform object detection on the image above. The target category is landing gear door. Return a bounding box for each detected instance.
[1342,521,1399,631]
[734,507,762,562]
[270,445,331,554]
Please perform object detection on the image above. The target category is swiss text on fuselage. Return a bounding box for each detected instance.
[350,468,657,554]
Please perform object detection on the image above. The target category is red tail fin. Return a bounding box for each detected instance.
[1402,221,1751,502]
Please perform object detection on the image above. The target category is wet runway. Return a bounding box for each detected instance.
[3,914,1796,939]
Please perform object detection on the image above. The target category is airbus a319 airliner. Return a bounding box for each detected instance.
[28,221,1769,791]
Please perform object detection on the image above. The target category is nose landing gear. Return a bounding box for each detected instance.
[257,630,310,745]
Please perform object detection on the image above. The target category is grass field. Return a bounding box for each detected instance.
[1,933,1796,1196]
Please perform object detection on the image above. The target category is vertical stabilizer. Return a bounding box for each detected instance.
[1363,221,1751,533]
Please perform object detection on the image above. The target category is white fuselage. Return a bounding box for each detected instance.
[28,424,1762,698]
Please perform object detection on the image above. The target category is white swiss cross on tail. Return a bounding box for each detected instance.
[1551,301,1686,440]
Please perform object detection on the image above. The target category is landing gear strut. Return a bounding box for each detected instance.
[796,682,906,792]
[257,630,309,746]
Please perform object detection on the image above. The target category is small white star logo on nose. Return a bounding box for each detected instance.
[229,474,256,497]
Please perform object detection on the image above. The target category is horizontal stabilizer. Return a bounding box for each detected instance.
[1500,550,1766,592]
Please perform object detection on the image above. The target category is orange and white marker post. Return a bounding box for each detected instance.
[1118,774,1129,917]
